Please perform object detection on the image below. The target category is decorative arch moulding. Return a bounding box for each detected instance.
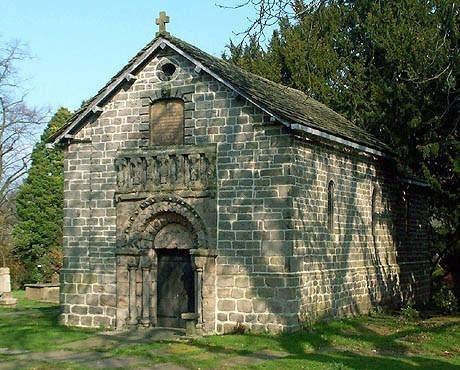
[118,193,209,252]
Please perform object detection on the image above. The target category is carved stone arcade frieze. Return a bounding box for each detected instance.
[115,144,216,197]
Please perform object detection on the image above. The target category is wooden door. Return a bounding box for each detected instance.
[156,249,194,328]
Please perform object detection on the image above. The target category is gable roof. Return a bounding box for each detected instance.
[50,33,391,156]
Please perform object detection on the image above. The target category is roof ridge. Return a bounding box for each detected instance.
[50,36,163,141]
[163,34,382,146]
[50,32,391,156]
[165,35,318,104]
[166,37,327,92]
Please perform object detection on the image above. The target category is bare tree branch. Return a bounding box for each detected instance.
[0,40,45,209]
[216,0,320,44]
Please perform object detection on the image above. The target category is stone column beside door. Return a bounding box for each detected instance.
[190,248,216,334]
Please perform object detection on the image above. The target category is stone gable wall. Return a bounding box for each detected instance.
[61,48,300,331]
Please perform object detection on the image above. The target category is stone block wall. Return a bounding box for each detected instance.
[60,44,429,333]
[395,188,431,302]
[290,139,430,323]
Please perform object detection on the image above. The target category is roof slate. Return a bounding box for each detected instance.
[50,34,391,154]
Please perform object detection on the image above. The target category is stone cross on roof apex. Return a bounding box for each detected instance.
[156,11,170,36]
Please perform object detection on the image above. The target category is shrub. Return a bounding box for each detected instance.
[432,285,458,314]
[400,304,420,321]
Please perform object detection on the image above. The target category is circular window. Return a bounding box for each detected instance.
[157,60,178,81]
[161,63,176,76]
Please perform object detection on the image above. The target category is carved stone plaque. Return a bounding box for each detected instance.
[150,99,184,145]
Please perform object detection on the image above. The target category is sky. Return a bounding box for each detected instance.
[1,0,256,113]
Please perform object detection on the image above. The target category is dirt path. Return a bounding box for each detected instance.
[0,329,188,369]
[0,347,291,370]
[0,327,290,369]
[0,350,154,370]
[0,348,288,370]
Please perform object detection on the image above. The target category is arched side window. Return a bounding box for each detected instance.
[402,190,409,234]
[327,180,335,232]
[150,98,184,146]
[371,187,377,243]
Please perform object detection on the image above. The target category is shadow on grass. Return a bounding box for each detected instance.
[0,306,97,351]
[1,300,459,370]
[341,317,460,356]
[181,315,460,370]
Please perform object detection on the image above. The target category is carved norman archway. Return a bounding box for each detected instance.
[116,195,215,332]
[124,194,208,250]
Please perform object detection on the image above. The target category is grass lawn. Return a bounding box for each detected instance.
[0,291,459,369]
[0,291,96,352]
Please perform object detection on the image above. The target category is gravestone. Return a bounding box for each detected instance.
[0,268,17,307]
[25,283,60,303]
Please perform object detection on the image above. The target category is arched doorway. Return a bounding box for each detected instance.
[116,195,215,332]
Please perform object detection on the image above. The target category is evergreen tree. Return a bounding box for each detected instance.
[13,107,72,284]
[230,0,459,289]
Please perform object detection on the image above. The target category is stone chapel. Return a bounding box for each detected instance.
[50,13,430,334]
